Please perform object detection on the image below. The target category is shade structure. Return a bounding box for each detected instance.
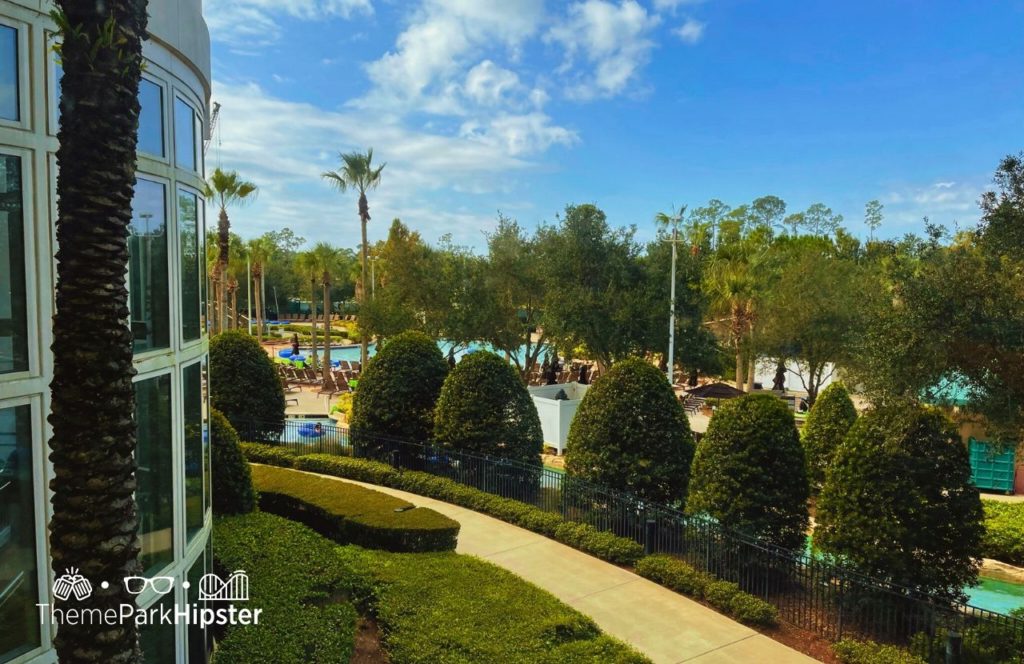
[686,382,746,399]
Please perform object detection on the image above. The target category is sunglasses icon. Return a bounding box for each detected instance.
[124,576,175,595]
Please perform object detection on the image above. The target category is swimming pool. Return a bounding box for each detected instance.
[967,576,1024,615]
[297,340,549,364]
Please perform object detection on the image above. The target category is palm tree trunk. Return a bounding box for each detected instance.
[216,207,230,334]
[254,273,262,342]
[359,204,369,368]
[735,344,744,391]
[310,278,319,371]
[323,280,332,383]
[49,2,146,662]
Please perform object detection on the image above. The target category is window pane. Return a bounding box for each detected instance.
[0,405,40,661]
[129,180,169,353]
[179,189,200,341]
[174,99,196,171]
[138,79,164,157]
[136,374,173,575]
[184,363,203,542]
[0,26,18,121]
[139,596,176,663]
[202,361,210,515]
[0,155,27,374]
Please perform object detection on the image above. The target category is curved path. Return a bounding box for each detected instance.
[305,470,819,663]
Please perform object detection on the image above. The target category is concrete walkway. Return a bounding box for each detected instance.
[303,470,820,663]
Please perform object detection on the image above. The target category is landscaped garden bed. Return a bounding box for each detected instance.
[213,511,650,663]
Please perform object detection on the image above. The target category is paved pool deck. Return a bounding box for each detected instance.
[301,470,820,663]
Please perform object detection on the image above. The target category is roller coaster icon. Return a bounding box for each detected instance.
[198,570,249,602]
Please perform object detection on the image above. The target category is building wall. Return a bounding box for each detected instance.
[0,2,211,662]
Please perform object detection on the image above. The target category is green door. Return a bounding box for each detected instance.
[969,438,1016,493]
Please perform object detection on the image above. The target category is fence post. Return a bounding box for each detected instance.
[945,631,962,664]
[644,518,657,556]
[390,448,400,470]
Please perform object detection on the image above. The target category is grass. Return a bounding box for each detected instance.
[215,511,650,664]
[981,499,1024,566]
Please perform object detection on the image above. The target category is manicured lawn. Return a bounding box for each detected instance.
[214,512,649,664]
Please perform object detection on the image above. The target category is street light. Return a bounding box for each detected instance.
[659,206,684,386]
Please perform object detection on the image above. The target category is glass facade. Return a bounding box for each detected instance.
[0,25,17,121]
[139,596,176,664]
[0,154,26,374]
[174,98,197,171]
[186,554,208,663]
[129,179,170,353]
[136,374,174,575]
[183,362,204,542]
[179,189,201,341]
[0,405,39,662]
[139,79,164,157]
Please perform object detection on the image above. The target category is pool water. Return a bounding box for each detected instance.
[967,576,1024,615]
[298,340,548,364]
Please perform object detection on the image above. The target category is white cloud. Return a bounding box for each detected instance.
[653,0,707,10]
[881,180,983,231]
[205,0,373,46]
[673,18,705,44]
[464,60,523,106]
[545,0,660,100]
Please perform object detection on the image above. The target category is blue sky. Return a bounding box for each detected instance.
[204,0,1024,250]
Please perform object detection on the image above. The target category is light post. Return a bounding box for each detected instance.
[371,255,378,299]
[246,257,252,335]
[667,225,678,385]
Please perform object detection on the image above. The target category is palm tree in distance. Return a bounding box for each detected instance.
[296,250,321,370]
[322,148,385,367]
[48,1,148,661]
[247,237,275,342]
[205,168,257,334]
[312,242,340,382]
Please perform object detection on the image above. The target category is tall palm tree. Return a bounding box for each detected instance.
[247,237,275,342]
[48,1,147,661]
[204,168,257,334]
[311,242,339,382]
[705,244,761,392]
[322,148,385,367]
[295,250,321,370]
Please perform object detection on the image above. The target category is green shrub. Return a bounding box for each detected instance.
[212,512,360,663]
[816,403,984,601]
[239,442,298,467]
[334,547,650,664]
[703,580,741,614]
[801,382,857,490]
[635,555,712,597]
[211,409,257,515]
[565,358,695,505]
[910,620,1024,664]
[350,331,448,455]
[687,393,809,551]
[835,639,926,664]
[245,450,644,565]
[434,350,543,467]
[251,465,459,552]
[727,593,779,627]
[981,500,1024,565]
[210,330,285,437]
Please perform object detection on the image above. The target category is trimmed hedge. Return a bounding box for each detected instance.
[336,547,650,663]
[801,382,857,491]
[634,555,778,627]
[834,639,926,664]
[210,330,285,437]
[250,464,459,552]
[241,447,644,565]
[239,442,299,467]
[981,499,1024,565]
[212,512,359,663]
[211,409,257,515]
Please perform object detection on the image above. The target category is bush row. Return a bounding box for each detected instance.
[634,555,778,627]
[211,512,359,663]
[240,444,644,565]
[833,639,926,664]
[250,464,459,552]
[981,499,1024,565]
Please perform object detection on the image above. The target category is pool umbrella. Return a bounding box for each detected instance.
[685,382,746,399]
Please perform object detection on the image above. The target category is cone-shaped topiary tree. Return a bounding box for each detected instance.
[434,351,543,465]
[815,403,983,601]
[565,358,695,505]
[801,382,858,490]
[210,329,285,439]
[351,331,448,456]
[211,408,257,515]
[687,393,809,551]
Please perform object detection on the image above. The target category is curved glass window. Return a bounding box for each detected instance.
[0,154,26,374]
[179,189,201,341]
[138,79,164,157]
[0,26,18,122]
[183,362,204,543]
[174,98,197,172]
[135,374,173,575]
[129,180,169,353]
[0,405,40,661]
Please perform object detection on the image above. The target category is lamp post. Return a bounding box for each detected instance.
[371,256,378,299]
[667,225,678,385]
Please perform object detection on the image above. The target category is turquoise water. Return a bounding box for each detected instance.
[967,577,1024,615]
[300,340,547,364]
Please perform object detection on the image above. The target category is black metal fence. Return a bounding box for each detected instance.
[242,418,1024,662]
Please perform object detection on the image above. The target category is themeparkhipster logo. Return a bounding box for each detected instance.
[38,568,262,629]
